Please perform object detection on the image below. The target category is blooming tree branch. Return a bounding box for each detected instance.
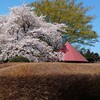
[0,5,65,62]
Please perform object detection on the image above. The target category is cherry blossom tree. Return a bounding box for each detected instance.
[0,5,65,62]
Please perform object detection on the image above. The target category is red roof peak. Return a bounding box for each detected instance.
[61,42,88,62]
[65,41,70,45]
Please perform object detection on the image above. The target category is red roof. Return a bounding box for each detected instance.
[61,42,88,62]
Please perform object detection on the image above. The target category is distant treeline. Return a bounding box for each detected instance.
[80,49,100,63]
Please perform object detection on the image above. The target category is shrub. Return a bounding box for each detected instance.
[9,56,30,62]
[0,60,3,64]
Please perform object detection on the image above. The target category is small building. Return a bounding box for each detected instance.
[60,42,88,62]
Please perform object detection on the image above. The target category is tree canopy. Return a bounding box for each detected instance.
[80,49,100,63]
[0,5,64,62]
[30,0,98,46]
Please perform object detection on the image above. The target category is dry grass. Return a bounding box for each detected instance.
[0,62,100,77]
[0,62,100,100]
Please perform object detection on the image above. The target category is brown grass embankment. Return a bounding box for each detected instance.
[0,63,100,77]
[0,63,100,100]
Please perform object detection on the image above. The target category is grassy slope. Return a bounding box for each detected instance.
[0,63,100,100]
[0,62,100,76]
